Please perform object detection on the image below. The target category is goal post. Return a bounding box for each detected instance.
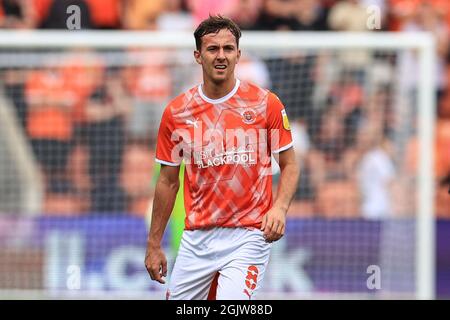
[0,30,436,299]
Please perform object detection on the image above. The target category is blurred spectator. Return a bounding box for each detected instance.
[43,192,86,214]
[60,50,105,202]
[0,0,36,28]
[434,114,450,181]
[60,49,105,126]
[388,0,421,31]
[236,53,271,88]
[328,1,374,71]
[328,69,365,147]
[290,118,314,201]
[122,48,172,143]
[186,0,238,26]
[83,69,131,213]
[403,116,450,218]
[66,141,90,205]
[404,119,450,192]
[440,63,450,119]
[287,200,315,217]
[120,144,155,217]
[436,180,450,218]
[371,85,395,138]
[354,87,401,219]
[435,119,450,178]
[40,0,93,29]
[409,2,449,94]
[267,54,317,121]
[84,0,121,29]
[315,180,360,217]
[307,106,359,198]
[252,0,295,30]
[229,0,263,30]
[291,119,311,164]
[30,0,52,28]
[357,136,396,219]
[156,0,194,31]
[289,0,329,31]
[397,1,449,113]
[328,0,369,31]
[388,0,449,31]
[25,67,77,193]
[404,124,449,183]
[122,0,165,30]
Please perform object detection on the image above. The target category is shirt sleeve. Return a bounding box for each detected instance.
[267,92,293,153]
[155,106,181,166]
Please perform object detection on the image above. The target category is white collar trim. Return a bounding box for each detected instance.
[198,79,240,104]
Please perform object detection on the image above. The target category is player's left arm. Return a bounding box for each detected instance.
[262,91,300,242]
[261,147,299,242]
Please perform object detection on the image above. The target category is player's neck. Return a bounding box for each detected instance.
[202,77,237,100]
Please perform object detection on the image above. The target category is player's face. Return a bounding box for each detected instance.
[194,29,241,85]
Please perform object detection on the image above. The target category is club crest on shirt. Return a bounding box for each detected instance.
[281,109,290,130]
[241,109,256,124]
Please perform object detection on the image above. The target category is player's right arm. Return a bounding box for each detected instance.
[145,103,182,284]
[145,164,180,284]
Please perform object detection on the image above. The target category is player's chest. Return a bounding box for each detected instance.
[176,104,267,137]
[173,104,269,168]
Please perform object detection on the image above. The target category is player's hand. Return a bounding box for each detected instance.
[261,206,286,243]
[145,245,167,284]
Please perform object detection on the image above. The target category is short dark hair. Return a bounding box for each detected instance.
[194,15,242,50]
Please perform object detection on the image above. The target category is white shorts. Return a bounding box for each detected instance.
[167,227,272,300]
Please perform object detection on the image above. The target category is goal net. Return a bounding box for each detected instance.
[0,30,435,299]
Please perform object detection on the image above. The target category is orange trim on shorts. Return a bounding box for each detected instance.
[207,272,220,300]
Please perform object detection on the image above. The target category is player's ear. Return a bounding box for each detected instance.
[236,49,241,64]
[194,50,202,65]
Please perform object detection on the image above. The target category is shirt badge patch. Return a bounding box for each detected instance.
[281,109,290,130]
[241,109,257,124]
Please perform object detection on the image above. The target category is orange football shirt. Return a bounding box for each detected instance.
[156,80,293,230]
